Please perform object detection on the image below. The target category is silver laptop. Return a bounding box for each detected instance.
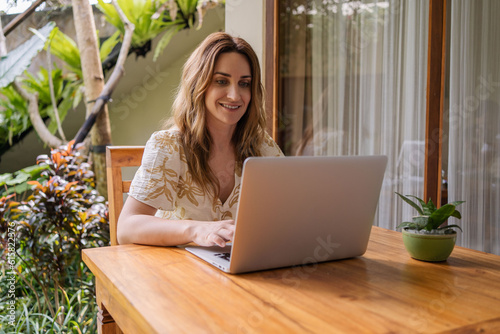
[185,155,387,274]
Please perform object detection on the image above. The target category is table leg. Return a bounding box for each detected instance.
[96,279,124,334]
[97,303,123,334]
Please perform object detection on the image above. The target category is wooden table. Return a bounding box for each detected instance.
[82,227,500,333]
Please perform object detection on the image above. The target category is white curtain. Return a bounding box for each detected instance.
[447,0,500,254]
[279,0,429,230]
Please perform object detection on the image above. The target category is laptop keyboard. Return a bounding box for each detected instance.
[214,252,231,262]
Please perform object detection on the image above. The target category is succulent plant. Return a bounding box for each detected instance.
[396,192,465,233]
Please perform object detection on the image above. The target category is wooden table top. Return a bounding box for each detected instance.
[82,226,500,333]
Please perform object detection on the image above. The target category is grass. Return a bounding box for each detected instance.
[0,261,98,334]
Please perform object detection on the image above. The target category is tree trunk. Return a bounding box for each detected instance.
[0,19,7,57]
[71,0,112,198]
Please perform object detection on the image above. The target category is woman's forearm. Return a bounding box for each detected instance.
[117,214,193,246]
[117,197,234,247]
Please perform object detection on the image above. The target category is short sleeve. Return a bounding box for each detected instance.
[261,132,285,157]
[129,131,183,211]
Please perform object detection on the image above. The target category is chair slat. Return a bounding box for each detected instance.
[106,146,145,246]
[107,146,144,167]
[122,181,132,193]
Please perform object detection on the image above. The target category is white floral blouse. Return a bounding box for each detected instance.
[129,129,284,221]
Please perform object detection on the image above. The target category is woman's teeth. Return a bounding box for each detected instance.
[221,104,239,110]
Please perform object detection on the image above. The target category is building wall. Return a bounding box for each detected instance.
[225,0,265,68]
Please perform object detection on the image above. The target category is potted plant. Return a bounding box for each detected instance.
[396,192,465,262]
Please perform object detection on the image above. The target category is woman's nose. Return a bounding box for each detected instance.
[227,84,239,100]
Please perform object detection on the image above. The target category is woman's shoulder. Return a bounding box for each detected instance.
[142,129,186,162]
[149,128,181,141]
[139,129,186,170]
[147,129,182,148]
[260,131,284,157]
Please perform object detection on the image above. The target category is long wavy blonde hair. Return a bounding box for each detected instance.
[165,32,268,196]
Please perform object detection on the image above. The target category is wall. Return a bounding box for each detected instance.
[224,0,265,69]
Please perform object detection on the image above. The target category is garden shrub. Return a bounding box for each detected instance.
[0,141,109,333]
[0,164,49,198]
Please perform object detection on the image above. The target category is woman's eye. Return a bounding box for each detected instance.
[216,79,227,85]
[239,81,251,88]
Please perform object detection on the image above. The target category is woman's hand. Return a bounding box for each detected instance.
[188,220,235,247]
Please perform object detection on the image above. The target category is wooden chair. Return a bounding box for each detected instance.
[106,146,144,246]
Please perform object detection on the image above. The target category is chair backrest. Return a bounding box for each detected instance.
[106,146,144,246]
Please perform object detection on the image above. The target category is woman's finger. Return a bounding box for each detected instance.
[218,228,234,241]
[211,233,227,247]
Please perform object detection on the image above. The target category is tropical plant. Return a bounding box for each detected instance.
[45,25,121,78]
[0,141,109,332]
[0,84,29,150]
[396,192,465,233]
[45,26,84,78]
[25,66,80,130]
[0,64,81,154]
[0,21,119,154]
[97,0,222,61]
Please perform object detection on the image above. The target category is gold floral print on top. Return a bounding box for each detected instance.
[178,173,205,206]
[226,183,240,209]
[142,158,177,205]
[220,211,233,220]
[129,129,284,222]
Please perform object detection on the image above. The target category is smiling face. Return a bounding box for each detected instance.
[204,52,252,134]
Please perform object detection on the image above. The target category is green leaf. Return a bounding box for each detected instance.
[429,204,457,228]
[397,221,421,230]
[0,22,56,88]
[188,0,200,15]
[153,24,184,61]
[47,105,69,135]
[177,0,191,17]
[395,192,424,215]
[426,197,437,214]
[423,219,435,231]
[437,224,463,232]
[100,31,121,62]
[23,66,64,105]
[450,208,463,220]
[0,173,12,186]
[46,27,82,77]
[450,210,461,219]
[97,0,124,30]
[411,216,430,229]
[5,171,30,186]
[21,164,50,178]
[407,195,435,214]
[0,85,31,146]
[4,181,32,195]
[72,85,84,109]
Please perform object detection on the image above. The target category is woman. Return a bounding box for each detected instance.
[118,32,283,247]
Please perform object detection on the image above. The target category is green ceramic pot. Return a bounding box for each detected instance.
[402,229,457,262]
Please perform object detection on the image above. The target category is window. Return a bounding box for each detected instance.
[444,0,500,254]
[273,0,500,254]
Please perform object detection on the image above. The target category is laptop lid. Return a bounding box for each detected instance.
[187,155,387,274]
